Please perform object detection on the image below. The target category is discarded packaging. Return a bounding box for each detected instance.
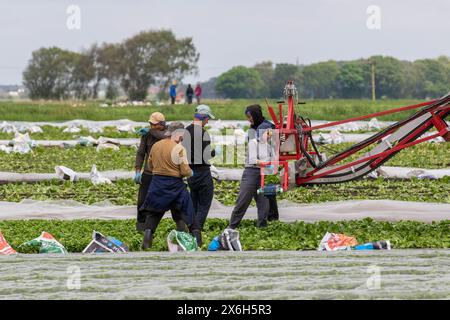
[78,136,97,147]
[0,231,17,255]
[9,132,36,154]
[353,240,391,250]
[317,130,344,144]
[208,229,243,251]
[97,136,120,146]
[87,126,103,133]
[96,143,120,152]
[318,232,392,251]
[82,231,129,253]
[63,126,81,133]
[20,231,67,254]
[167,230,198,252]
[0,121,17,133]
[318,232,358,251]
[329,129,344,144]
[89,165,112,185]
[55,165,78,181]
[368,118,381,130]
[117,124,135,133]
[407,169,438,180]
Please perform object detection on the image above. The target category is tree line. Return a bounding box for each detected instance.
[214,56,450,100]
[22,30,199,101]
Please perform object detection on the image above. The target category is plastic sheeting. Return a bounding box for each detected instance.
[0,118,405,132]
[0,198,448,222]
[376,167,450,180]
[211,166,450,181]
[0,138,139,148]
[0,170,133,184]
[0,165,448,184]
[1,133,444,148]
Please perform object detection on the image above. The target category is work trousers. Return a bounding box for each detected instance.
[136,173,184,231]
[187,168,214,230]
[142,209,187,234]
[228,167,269,229]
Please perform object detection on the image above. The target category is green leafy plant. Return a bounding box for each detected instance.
[0,218,448,252]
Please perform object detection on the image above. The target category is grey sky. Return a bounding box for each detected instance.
[0,0,449,85]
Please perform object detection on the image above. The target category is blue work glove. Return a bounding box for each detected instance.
[137,127,149,136]
[134,172,142,184]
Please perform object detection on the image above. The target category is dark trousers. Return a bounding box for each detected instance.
[187,94,193,104]
[171,96,175,104]
[268,196,279,221]
[142,209,186,234]
[187,168,214,230]
[229,167,269,229]
[137,173,153,225]
[136,173,185,231]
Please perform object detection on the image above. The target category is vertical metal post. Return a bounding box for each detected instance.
[371,60,376,101]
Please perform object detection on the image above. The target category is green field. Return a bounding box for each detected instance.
[0,99,425,122]
[1,178,449,206]
[0,142,448,173]
[0,218,448,252]
[0,125,143,140]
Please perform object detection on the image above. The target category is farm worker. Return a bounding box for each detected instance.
[185,84,194,104]
[134,112,168,232]
[182,104,216,231]
[227,105,278,229]
[169,81,177,105]
[139,122,201,249]
[194,83,202,104]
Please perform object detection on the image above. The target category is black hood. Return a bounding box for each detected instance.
[245,104,265,129]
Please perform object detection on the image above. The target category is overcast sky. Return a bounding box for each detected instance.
[1,0,449,85]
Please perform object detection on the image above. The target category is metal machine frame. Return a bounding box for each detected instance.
[258,81,450,195]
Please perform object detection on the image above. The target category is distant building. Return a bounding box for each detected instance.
[0,85,26,99]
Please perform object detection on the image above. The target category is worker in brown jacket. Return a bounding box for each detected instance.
[139,122,201,249]
[135,112,171,232]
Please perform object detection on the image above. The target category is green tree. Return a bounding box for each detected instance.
[302,61,339,98]
[215,66,265,98]
[119,30,199,101]
[252,61,274,97]
[71,52,95,100]
[369,56,406,99]
[413,57,450,98]
[23,47,78,100]
[83,43,121,99]
[336,62,366,98]
[270,63,301,98]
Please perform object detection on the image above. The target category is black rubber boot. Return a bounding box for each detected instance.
[142,229,153,250]
[191,229,203,247]
[136,222,146,232]
[257,219,268,228]
[175,220,189,233]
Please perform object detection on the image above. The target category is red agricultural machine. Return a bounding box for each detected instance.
[257,81,450,196]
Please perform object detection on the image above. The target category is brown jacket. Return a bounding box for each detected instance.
[135,129,166,174]
[148,139,192,178]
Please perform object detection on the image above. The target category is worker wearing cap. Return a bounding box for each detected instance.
[140,122,200,249]
[182,104,216,232]
[134,112,168,232]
